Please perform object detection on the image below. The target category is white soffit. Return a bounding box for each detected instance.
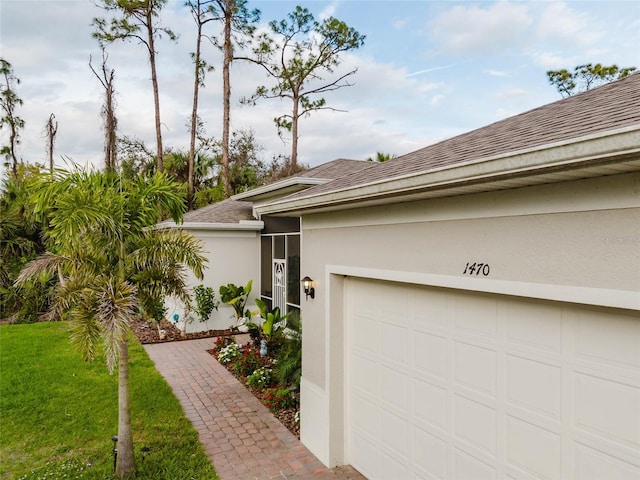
[256,126,640,216]
[158,220,264,231]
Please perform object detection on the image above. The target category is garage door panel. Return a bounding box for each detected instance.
[454,449,496,480]
[575,309,640,371]
[351,353,379,399]
[454,394,497,457]
[506,415,561,479]
[454,341,497,398]
[574,373,640,449]
[413,331,447,380]
[380,321,409,367]
[413,288,452,330]
[352,393,378,440]
[381,409,409,459]
[380,365,409,412]
[351,432,379,479]
[413,426,447,479]
[380,450,409,480]
[352,314,380,356]
[413,378,447,432]
[575,443,640,479]
[454,294,498,339]
[505,354,562,420]
[505,299,563,354]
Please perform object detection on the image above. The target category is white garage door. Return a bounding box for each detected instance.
[346,278,640,479]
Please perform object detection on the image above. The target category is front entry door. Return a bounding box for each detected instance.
[273,259,286,312]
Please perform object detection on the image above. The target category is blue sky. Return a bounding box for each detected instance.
[1,0,639,171]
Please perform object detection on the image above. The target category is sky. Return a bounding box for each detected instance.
[1,0,639,174]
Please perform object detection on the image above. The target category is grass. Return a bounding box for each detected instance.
[0,322,219,480]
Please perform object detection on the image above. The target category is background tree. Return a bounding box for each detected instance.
[93,0,176,172]
[0,164,49,323]
[186,0,216,209]
[90,51,118,171]
[44,114,58,172]
[366,152,396,163]
[547,63,636,97]
[213,0,260,198]
[243,6,365,168]
[0,59,25,177]
[17,167,207,478]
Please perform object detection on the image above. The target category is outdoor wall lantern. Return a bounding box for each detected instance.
[301,276,315,300]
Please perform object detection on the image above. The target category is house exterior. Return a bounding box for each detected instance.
[251,74,640,478]
[161,159,377,330]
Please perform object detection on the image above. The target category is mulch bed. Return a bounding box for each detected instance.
[132,318,300,439]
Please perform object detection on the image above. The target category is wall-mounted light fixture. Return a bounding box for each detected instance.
[301,276,315,300]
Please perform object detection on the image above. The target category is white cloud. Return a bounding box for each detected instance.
[484,69,511,77]
[535,2,601,48]
[430,1,533,55]
[429,94,445,106]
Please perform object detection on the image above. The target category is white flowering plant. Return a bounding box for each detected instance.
[246,367,272,388]
[218,343,241,364]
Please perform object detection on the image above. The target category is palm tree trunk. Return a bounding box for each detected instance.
[116,339,135,478]
[188,16,203,210]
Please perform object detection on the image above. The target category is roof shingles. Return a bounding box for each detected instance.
[285,73,640,200]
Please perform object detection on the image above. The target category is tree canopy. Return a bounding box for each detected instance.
[547,63,636,97]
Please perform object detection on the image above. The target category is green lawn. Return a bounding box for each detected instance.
[0,322,218,480]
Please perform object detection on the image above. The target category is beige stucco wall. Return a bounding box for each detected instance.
[297,172,640,464]
[165,229,261,332]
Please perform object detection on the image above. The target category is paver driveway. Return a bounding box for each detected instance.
[144,338,366,480]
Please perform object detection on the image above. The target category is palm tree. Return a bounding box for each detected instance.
[17,167,206,478]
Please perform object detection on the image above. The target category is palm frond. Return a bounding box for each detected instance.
[98,279,138,372]
[15,252,66,286]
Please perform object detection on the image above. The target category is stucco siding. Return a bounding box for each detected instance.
[166,229,261,331]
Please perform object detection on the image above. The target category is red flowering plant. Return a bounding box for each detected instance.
[263,387,297,412]
[231,344,261,377]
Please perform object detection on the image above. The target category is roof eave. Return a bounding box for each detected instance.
[231,177,330,202]
[158,220,264,231]
[255,125,640,216]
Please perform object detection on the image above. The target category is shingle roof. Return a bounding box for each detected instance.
[283,73,640,201]
[180,198,254,224]
[291,158,377,179]
[177,159,376,224]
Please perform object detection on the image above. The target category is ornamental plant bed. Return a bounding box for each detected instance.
[131,316,232,344]
[208,339,301,439]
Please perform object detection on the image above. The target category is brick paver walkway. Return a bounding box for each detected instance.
[144,338,366,480]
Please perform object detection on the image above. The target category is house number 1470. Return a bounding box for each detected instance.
[463,262,490,276]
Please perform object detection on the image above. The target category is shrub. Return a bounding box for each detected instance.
[218,343,241,364]
[263,387,297,412]
[231,344,261,377]
[193,284,219,322]
[246,367,272,388]
[274,313,302,389]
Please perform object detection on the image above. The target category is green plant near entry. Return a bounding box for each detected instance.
[246,367,273,388]
[219,280,252,320]
[0,322,218,480]
[273,312,302,390]
[193,284,219,322]
[246,298,290,356]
